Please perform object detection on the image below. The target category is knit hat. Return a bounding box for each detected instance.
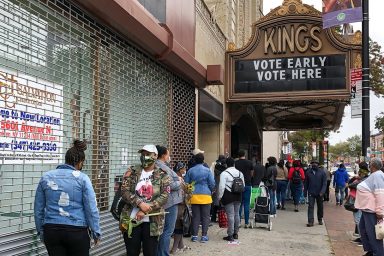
[358,168,369,177]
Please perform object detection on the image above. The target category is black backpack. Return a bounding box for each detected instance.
[226,171,245,193]
[292,168,302,184]
[263,166,275,187]
[110,174,125,221]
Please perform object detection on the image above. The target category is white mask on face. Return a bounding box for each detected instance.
[182,173,186,177]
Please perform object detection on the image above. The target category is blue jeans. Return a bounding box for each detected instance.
[353,210,362,236]
[276,180,288,207]
[291,183,302,206]
[335,185,345,204]
[359,211,384,255]
[269,188,276,215]
[157,204,178,256]
[239,186,251,225]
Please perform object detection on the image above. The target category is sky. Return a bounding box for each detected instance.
[263,0,384,145]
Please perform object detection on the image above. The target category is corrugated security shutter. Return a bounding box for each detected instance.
[0,0,195,255]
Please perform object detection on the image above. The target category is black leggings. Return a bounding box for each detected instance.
[43,224,90,256]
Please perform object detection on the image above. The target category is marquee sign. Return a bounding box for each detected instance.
[225,0,361,103]
[235,54,346,93]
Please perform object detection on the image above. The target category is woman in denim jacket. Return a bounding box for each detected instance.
[34,140,101,256]
[184,153,215,243]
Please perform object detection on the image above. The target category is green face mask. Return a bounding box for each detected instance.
[140,155,155,168]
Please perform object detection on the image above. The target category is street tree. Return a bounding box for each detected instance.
[288,130,329,160]
[370,39,384,96]
[328,135,362,162]
[374,112,384,135]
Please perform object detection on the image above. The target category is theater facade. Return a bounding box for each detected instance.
[225,0,361,159]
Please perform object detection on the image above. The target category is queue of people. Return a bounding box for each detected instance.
[34,140,384,256]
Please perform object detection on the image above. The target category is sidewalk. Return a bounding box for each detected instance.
[170,193,364,256]
[178,201,332,256]
[324,189,364,256]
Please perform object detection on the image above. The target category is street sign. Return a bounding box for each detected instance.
[351,68,362,118]
[349,143,356,151]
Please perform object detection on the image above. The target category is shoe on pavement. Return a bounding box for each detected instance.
[294,209,299,212]
[318,219,323,225]
[191,236,198,242]
[281,207,286,210]
[233,233,238,239]
[351,238,362,243]
[223,235,234,242]
[307,223,314,227]
[200,236,209,243]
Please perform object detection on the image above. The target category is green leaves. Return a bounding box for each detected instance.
[374,112,384,134]
[328,135,362,162]
[370,39,384,96]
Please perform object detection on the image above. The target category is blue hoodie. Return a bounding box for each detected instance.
[333,167,349,187]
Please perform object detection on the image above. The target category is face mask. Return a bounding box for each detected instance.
[182,173,186,177]
[140,155,155,168]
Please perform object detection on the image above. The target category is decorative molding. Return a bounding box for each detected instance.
[331,29,362,46]
[196,17,225,59]
[351,30,362,45]
[196,0,227,50]
[205,85,222,99]
[227,42,236,51]
[258,0,321,22]
[354,53,362,68]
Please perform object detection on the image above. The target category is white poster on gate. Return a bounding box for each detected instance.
[0,68,63,164]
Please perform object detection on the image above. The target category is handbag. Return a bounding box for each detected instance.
[344,195,357,212]
[218,208,228,228]
[375,220,384,240]
[182,206,192,236]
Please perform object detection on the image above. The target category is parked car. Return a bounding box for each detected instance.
[346,166,356,178]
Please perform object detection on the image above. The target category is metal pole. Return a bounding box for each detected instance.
[362,0,370,158]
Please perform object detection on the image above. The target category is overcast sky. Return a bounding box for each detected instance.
[263,0,384,144]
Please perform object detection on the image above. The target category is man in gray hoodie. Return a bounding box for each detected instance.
[156,145,183,256]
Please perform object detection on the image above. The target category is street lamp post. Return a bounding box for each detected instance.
[362,0,370,159]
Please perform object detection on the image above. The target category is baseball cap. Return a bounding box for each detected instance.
[138,144,158,155]
[192,148,204,155]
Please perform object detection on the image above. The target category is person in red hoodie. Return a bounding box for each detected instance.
[288,160,305,212]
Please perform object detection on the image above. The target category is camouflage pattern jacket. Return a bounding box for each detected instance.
[120,164,171,237]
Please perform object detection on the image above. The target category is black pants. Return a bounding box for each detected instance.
[43,224,90,256]
[308,194,324,224]
[211,204,219,222]
[123,222,159,256]
[324,180,331,201]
